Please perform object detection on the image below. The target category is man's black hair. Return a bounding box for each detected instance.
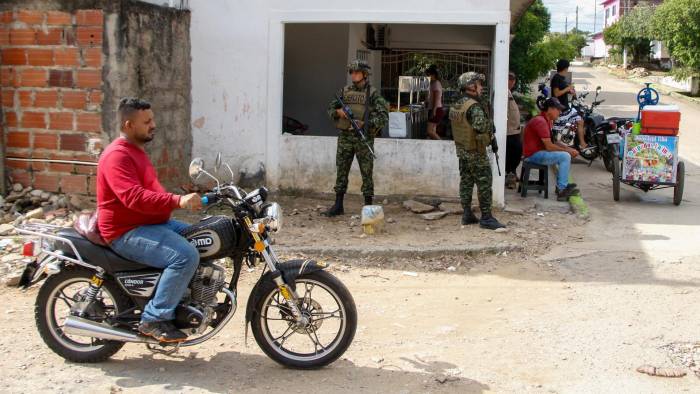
[118,97,151,123]
[556,59,570,72]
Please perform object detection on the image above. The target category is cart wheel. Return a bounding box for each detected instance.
[612,150,620,201]
[674,161,685,206]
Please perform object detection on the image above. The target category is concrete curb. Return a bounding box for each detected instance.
[276,243,522,259]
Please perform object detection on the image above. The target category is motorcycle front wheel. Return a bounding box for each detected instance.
[251,270,357,369]
[35,267,130,363]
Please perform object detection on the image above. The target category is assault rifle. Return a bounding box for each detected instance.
[335,94,376,158]
[490,136,502,176]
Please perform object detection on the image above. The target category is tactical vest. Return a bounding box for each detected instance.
[335,85,376,132]
[449,98,479,151]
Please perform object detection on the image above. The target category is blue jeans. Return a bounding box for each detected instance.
[110,220,199,323]
[525,151,571,190]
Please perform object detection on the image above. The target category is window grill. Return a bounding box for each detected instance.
[380,49,491,106]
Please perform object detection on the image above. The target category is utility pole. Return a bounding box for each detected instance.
[576,6,579,32]
[593,0,597,33]
[565,15,568,33]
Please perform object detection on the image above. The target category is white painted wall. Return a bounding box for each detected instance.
[188,0,511,204]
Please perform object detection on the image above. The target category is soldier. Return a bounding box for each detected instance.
[323,59,389,216]
[449,72,505,230]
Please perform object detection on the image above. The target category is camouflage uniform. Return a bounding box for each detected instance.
[450,94,494,215]
[328,82,389,197]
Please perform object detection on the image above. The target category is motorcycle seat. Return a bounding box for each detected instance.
[56,228,150,273]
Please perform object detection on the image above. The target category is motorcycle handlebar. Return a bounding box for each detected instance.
[201,193,220,206]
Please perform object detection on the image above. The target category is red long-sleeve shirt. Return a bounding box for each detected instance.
[97,138,180,242]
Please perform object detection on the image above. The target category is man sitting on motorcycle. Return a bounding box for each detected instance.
[523,97,581,201]
[551,58,591,153]
[97,97,202,343]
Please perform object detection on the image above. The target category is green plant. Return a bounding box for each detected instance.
[652,0,700,78]
[509,0,550,92]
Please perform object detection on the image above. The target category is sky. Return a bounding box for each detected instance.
[542,0,602,34]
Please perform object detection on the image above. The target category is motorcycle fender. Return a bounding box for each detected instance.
[18,254,59,288]
[245,259,329,324]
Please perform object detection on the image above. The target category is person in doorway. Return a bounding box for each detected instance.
[98,97,202,342]
[449,72,505,230]
[522,97,580,201]
[426,64,444,140]
[505,72,522,189]
[550,58,590,152]
[323,59,389,216]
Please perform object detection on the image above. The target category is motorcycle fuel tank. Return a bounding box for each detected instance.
[181,216,241,259]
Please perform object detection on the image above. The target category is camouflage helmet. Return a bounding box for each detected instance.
[457,72,486,90]
[347,59,371,74]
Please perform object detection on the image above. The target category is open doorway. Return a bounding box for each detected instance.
[282,23,495,139]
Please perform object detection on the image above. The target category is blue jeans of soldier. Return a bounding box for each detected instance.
[525,150,571,190]
[110,220,199,323]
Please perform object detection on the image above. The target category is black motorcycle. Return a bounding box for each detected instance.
[17,155,357,369]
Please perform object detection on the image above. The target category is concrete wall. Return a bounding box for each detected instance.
[1,0,191,193]
[102,1,192,187]
[283,24,349,137]
[279,135,462,197]
[188,0,510,203]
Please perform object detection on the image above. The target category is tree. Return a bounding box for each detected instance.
[652,0,700,78]
[603,5,656,64]
[509,0,550,91]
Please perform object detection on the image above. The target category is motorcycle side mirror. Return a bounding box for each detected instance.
[189,158,205,180]
[214,152,222,172]
[596,86,602,93]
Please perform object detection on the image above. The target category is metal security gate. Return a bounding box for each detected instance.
[380,49,491,106]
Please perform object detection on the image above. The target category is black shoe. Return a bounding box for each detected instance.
[461,210,479,225]
[555,184,579,195]
[322,193,344,217]
[557,187,577,201]
[138,320,188,343]
[364,195,373,205]
[479,214,505,230]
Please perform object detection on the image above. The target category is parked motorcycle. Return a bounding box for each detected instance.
[17,155,357,369]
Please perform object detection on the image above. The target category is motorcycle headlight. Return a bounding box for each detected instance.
[262,202,283,232]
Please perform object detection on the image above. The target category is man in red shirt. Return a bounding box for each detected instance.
[522,97,580,201]
[98,97,202,342]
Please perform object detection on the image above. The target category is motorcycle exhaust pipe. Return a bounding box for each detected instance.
[63,316,159,344]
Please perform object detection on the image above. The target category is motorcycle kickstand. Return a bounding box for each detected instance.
[146,342,182,356]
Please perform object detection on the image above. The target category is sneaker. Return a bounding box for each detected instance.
[479,214,505,230]
[138,320,188,343]
[556,187,577,202]
[555,183,579,195]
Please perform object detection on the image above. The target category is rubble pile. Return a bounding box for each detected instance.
[0,184,94,286]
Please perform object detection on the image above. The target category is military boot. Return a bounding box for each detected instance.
[364,195,373,205]
[461,209,479,225]
[322,193,344,217]
[479,213,505,230]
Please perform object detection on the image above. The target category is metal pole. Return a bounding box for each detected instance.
[565,16,568,33]
[575,6,579,31]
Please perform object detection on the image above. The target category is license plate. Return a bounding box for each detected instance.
[606,134,621,144]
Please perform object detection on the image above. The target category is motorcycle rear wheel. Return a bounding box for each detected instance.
[35,267,130,363]
[251,270,357,369]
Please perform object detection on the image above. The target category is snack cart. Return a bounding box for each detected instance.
[610,84,685,205]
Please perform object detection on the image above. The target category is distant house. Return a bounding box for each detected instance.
[583,0,668,63]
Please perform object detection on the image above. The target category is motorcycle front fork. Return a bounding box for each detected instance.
[260,241,308,326]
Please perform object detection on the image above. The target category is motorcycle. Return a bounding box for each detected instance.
[16,155,357,369]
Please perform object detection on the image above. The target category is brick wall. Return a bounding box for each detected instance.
[1,9,104,195]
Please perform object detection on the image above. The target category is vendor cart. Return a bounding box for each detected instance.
[610,83,685,205]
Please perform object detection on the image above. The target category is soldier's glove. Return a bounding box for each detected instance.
[490,136,499,153]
